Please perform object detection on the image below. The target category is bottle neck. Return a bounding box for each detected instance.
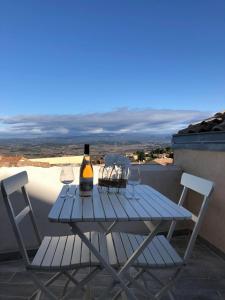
[84,154,91,161]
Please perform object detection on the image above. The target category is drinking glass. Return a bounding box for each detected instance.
[127,166,141,199]
[60,165,74,197]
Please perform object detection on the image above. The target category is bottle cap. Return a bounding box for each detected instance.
[84,144,90,155]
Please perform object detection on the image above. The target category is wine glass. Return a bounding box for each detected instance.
[127,166,141,199]
[60,165,74,197]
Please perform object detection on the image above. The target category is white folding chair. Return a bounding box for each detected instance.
[1,171,104,300]
[109,172,214,300]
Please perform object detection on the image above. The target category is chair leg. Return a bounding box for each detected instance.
[98,280,116,300]
[62,267,101,300]
[154,267,183,300]
[29,290,42,300]
[28,272,58,300]
[124,272,155,299]
[141,273,149,291]
[29,272,62,300]
[61,269,79,297]
[34,290,42,300]
[118,267,180,300]
[145,270,164,287]
[112,269,150,300]
[168,290,176,300]
[29,268,99,300]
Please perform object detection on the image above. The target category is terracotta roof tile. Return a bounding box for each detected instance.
[0,156,50,167]
[0,156,24,163]
[152,157,173,165]
[178,111,225,134]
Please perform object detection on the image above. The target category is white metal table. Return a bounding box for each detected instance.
[48,184,192,299]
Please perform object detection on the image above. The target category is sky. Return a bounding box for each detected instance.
[0,0,224,136]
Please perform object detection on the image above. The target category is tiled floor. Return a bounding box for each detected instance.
[0,236,225,299]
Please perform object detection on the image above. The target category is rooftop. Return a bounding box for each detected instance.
[0,236,225,300]
[152,157,173,166]
[178,111,225,135]
[0,156,25,164]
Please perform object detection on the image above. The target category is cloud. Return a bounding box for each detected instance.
[0,108,211,137]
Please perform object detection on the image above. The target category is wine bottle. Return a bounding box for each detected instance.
[79,144,93,197]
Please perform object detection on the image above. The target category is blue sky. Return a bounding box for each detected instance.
[0,0,224,136]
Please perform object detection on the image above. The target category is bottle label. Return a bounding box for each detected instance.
[79,178,93,197]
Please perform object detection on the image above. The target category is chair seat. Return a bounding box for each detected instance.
[29,232,184,271]
[106,233,184,268]
[30,232,108,271]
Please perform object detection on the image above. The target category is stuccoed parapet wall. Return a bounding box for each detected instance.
[172,132,225,253]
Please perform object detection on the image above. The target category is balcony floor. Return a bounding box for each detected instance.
[0,236,225,300]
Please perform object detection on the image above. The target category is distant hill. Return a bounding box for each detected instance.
[0,133,171,159]
[0,133,171,145]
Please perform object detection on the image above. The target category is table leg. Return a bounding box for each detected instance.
[105,220,118,235]
[97,221,118,235]
[70,223,138,300]
[70,221,163,300]
[106,221,163,299]
[117,221,162,277]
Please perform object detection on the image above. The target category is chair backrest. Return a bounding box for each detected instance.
[167,172,214,261]
[105,154,130,169]
[1,171,41,266]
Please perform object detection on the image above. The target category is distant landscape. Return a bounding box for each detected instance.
[0,133,171,159]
